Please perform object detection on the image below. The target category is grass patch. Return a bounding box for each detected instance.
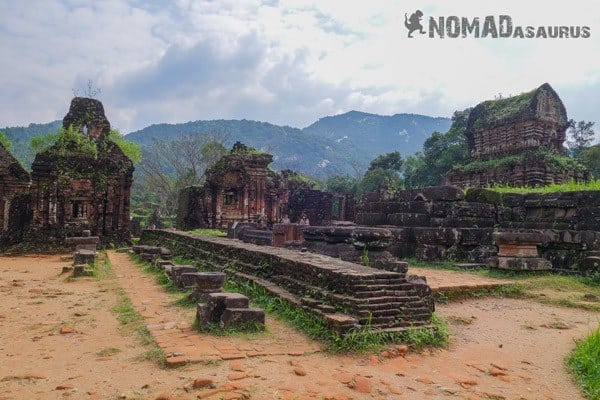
[96,347,121,357]
[130,254,179,292]
[172,293,197,308]
[487,178,600,194]
[189,229,227,237]
[568,325,600,399]
[113,287,165,364]
[105,256,166,366]
[224,278,448,353]
[95,253,115,280]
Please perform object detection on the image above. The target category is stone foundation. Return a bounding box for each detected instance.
[140,229,435,333]
[355,186,600,270]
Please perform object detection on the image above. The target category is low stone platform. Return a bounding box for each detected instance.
[140,229,435,333]
[408,267,516,295]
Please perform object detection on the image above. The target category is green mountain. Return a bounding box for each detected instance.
[126,111,451,177]
[2,111,451,178]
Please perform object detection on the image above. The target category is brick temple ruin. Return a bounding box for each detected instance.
[0,143,31,242]
[177,142,354,230]
[0,97,134,246]
[447,83,586,188]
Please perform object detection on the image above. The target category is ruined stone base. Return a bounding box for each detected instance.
[196,293,265,330]
[221,308,265,328]
[489,256,552,271]
[141,229,434,333]
[73,264,94,277]
[73,249,96,265]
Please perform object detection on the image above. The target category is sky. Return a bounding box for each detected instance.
[0,0,599,134]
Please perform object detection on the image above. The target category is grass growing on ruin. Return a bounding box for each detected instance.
[190,228,228,237]
[568,325,600,399]
[487,178,600,194]
[224,278,448,353]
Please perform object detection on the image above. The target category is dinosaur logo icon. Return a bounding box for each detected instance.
[404,10,426,38]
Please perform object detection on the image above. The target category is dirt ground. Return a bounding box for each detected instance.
[0,253,598,400]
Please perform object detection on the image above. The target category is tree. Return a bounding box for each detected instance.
[567,119,595,157]
[403,109,469,188]
[0,131,12,150]
[357,151,404,194]
[579,145,600,179]
[368,151,403,172]
[73,79,101,98]
[136,132,228,216]
[324,174,358,194]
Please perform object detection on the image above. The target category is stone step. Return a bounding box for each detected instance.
[354,294,413,304]
[347,277,406,285]
[355,298,421,310]
[360,312,433,327]
[352,284,410,291]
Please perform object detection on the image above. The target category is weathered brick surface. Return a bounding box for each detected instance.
[355,186,600,269]
[140,230,434,332]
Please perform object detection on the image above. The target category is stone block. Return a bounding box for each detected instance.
[497,244,539,258]
[323,314,359,334]
[139,252,156,262]
[196,303,212,328]
[501,193,525,207]
[414,227,460,246]
[581,256,600,272]
[354,212,387,226]
[73,249,96,265]
[155,259,174,270]
[459,228,493,245]
[194,271,226,291]
[169,265,198,288]
[429,201,453,217]
[464,188,503,205]
[387,213,430,227]
[66,236,100,245]
[73,264,93,277]
[220,307,265,328]
[350,227,393,248]
[75,244,97,251]
[415,244,446,261]
[206,292,248,320]
[450,202,496,219]
[490,256,552,271]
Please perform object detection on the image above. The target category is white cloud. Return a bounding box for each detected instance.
[0,0,598,133]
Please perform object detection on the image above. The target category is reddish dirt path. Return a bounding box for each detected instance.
[0,253,598,400]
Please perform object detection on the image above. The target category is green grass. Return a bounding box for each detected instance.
[130,254,179,293]
[487,179,600,194]
[189,228,227,237]
[105,255,166,366]
[223,278,448,353]
[568,325,600,399]
[95,254,115,280]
